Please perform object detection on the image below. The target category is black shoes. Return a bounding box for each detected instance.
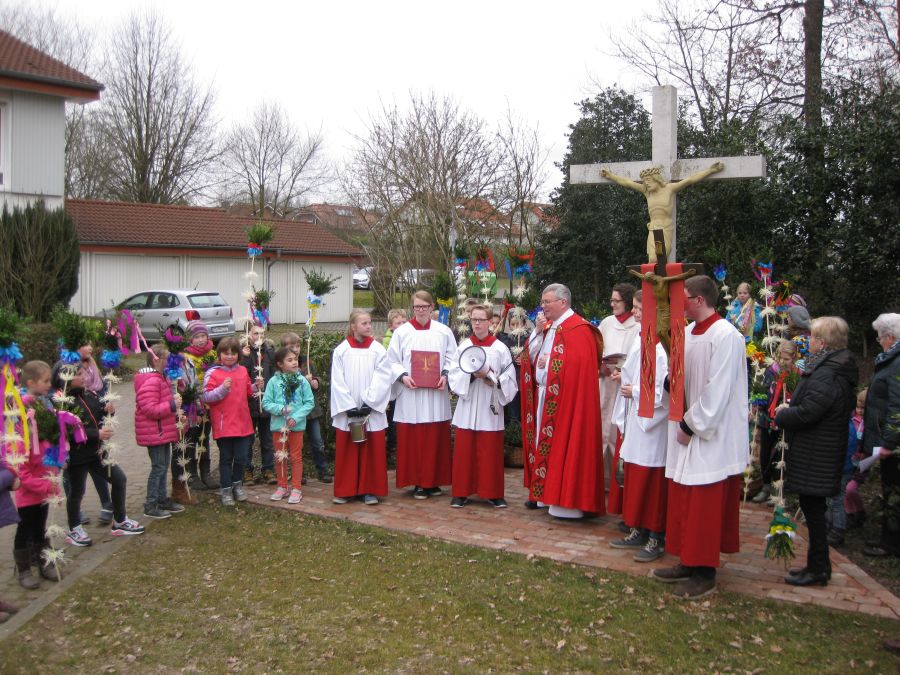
[784,570,829,587]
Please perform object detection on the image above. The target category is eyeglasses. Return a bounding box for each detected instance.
[470,317,489,323]
[686,295,699,301]
[540,298,564,306]
[412,304,432,310]
[610,298,624,304]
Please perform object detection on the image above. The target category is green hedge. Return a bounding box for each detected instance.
[16,323,59,367]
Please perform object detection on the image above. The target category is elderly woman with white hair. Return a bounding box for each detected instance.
[862,313,900,558]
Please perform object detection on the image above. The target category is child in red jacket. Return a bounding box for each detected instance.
[14,361,59,589]
[202,337,260,506]
[134,344,186,520]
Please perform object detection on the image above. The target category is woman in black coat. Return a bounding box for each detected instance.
[775,316,858,587]
[862,313,900,557]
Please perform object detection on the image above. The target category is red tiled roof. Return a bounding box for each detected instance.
[66,199,362,258]
[0,30,102,95]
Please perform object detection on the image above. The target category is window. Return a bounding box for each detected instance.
[149,293,179,309]
[120,293,151,311]
[189,293,226,308]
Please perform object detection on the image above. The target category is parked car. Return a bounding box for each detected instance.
[396,268,436,290]
[98,289,236,342]
[353,266,372,290]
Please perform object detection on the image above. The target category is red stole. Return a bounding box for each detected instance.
[638,263,687,421]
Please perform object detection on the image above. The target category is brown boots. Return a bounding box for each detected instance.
[171,479,198,506]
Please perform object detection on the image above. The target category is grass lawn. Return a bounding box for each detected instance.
[1,501,896,672]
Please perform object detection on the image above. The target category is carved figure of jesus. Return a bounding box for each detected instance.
[601,161,724,262]
[627,267,696,353]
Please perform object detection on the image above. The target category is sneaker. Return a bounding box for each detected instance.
[332,496,351,504]
[243,469,256,485]
[66,525,92,547]
[610,528,648,549]
[98,508,114,525]
[652,563,692,584]
[634,536,665,563]
[827,528,845,547]
[488,498,508,508]
[318,471,334,484]
[263,470,277,485]
[673,575,716,600]
[110,518,145,536]
[751,484,771,503]
[413,487,428,500]
[450,496,467,508]
[425,486,443,497]
[616,520,630,534]
[159,499,185,514]
[270,487,288,501]
[288,489,302,504]
[363,494,379,506]
[232,482,248,502]
[143,505,172,520]
[221,488,235,507]
[301,476,308,485]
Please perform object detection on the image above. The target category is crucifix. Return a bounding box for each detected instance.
[570,85,766,262]
[570,85,766,420]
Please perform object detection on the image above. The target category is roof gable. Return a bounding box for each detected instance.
[66,199,362,258]
[0,29,103,101]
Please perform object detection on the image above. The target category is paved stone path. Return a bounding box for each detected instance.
[0,382,897,641]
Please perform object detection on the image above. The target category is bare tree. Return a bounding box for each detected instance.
[220,101,329,215]
[101,10,219,203]
[606,0,898,133]
[343,92,502,310]
[494,106,549,250]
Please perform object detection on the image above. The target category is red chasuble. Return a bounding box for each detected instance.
[520,314,605,514]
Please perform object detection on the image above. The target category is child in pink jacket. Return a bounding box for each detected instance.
[14,361,59,589]
[202,336,260,506]
[134,344,185,520]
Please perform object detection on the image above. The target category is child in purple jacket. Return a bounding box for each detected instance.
[0,460,20,622]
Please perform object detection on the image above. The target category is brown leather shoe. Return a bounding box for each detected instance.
[673,575,716,600]
[652,563,692,584]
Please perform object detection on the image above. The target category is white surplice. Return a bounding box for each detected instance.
[381,319,457,424]
[599,313,640,451]
[665,318,750,485]
[330,339,391,432]
[448,338,518,432]
[613,334,669,468]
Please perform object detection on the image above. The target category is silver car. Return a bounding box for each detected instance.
[99,289,236,341]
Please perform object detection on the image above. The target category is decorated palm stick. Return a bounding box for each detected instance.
[303,267,339,374]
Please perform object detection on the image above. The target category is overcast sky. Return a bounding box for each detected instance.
[18,0,660,201]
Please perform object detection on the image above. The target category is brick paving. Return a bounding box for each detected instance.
[0,382,898,638]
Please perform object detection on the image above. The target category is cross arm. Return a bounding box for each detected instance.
[570,155,766,185]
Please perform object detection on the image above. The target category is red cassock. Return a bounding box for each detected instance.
[452,429,505,499]
[664,475,742,567]
[622,463,667,533]
[395,421,452,489]
[520,313,605,514]
[334,429,389,498]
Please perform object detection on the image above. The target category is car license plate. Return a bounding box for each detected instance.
[211,326,228,333]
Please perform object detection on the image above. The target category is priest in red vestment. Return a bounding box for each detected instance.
[520,283,605,518]
[652,275,749,599]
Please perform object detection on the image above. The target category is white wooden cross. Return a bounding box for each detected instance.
[570,85,766,261]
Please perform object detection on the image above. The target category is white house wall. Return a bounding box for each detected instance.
[8,91,64,201]
[72,252,354,325]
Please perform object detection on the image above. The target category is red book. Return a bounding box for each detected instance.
[411,350,441,388]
